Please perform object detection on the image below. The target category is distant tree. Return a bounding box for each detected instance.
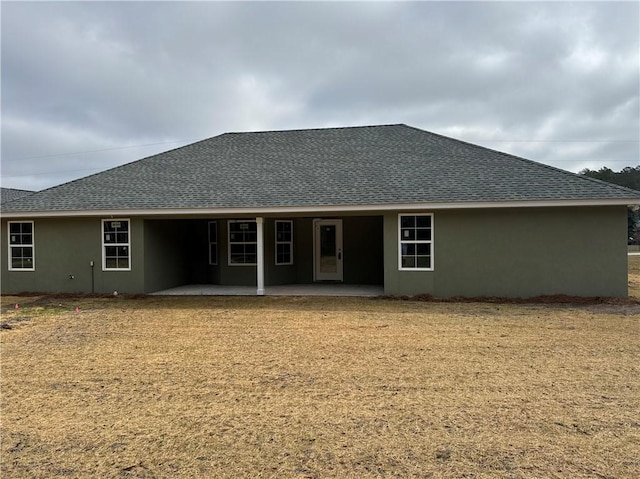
[579,166,640,243]
[580,166,640,191]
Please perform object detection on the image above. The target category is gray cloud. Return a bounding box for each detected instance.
[2,1,638,191]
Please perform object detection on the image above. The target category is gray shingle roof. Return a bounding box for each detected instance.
[1,187,34,205]
[3,124,639,213]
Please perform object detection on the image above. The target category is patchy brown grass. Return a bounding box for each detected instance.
[1,263,639,478]
[628,255,640,299]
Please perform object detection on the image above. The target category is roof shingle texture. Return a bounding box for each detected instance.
[1,188,34,205]
[3,124,639,212]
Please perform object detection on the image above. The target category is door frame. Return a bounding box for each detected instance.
[313,219,343,282]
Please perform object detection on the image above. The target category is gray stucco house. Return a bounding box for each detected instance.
[2,124,639,297]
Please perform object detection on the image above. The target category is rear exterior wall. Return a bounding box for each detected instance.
[1,215,384,294]
[1,217,145,294]
[383,206,628,298]
[1,206,628,297]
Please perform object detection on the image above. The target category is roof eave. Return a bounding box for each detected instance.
[2,197,638,218]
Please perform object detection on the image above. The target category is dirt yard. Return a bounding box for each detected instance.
[1,258,639,478]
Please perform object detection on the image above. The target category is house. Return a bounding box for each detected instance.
[2,124,639,298]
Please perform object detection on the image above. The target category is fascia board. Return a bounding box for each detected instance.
[2,198,639,218]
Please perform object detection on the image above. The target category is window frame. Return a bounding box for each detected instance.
[398,213,434,271]
[208,221,218,265]
[227,220,258,266]
[7,221,35,271]
[275,220,294,266]
[102,218,131,271]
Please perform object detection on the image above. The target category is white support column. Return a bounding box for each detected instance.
[256,217,265,296]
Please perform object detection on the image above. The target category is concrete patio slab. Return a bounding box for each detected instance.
[150,284,384,297]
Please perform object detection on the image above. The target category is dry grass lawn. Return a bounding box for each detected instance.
[1,258,639,478]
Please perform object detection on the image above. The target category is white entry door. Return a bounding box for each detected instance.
[314,219,343,281]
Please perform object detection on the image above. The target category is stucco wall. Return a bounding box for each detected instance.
[343,216,384,285]
[143,219,190,293]
[1,217,145,294]
[264,219,297,286]
[212,216,383,287]
[197,218,300,287]
[280,216,384,285]
[215,219,257,286]
[3,207,623,297]
[383,206,628,298]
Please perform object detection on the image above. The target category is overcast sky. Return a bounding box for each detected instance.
[1,1,639,192]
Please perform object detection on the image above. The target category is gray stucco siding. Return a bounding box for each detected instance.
[1,217,146,294]
[343,216,384,285]
[2,207,627,297]
[383,206,628,298]
[143,219,191,293]
[264,219,297,286]
[209,216,383,286]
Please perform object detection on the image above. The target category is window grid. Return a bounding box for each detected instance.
[228,220,258,265]
[275,220,293,265]
[8,221,35,271]
[208,221,218,265]
[102,219,131,271]
[399,214,433,271]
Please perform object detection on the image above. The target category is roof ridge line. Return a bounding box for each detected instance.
[226,123,406,135]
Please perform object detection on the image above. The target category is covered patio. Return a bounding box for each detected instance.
[143,215,384,296]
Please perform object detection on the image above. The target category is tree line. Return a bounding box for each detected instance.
[579,166,640,243]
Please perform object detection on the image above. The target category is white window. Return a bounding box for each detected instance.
[228,220,257,265]
[275,220,293,265]
[208,221,218,265]
[8,221,35,271]
[399,214,433,270]
[102,219,131,271]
